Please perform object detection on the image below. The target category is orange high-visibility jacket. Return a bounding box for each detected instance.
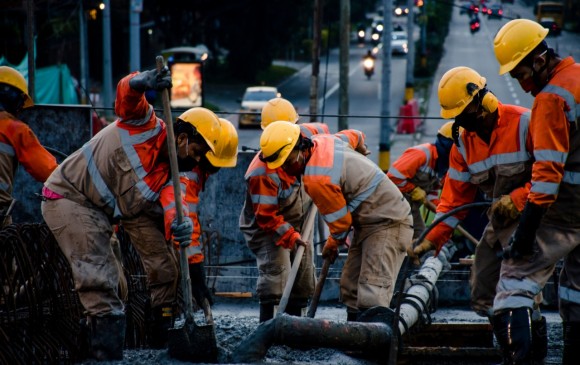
[160,167,208,264]
[426,103,532,250]
[387,143,443,205]
[0,111,58,205]
[299,122,330,137]
[529,57,580,227]
[241,127,365,249]
[303,135,410,247]
[44,72,170,220]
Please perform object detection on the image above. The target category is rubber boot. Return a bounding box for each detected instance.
[89,313,126,361]
[531,317,547,364]
[259,303,275,323]
[149,306,173,349]
[346,307,360,322]
[492,308,533,365]
[563,321,580,365]
[286,299,308,317]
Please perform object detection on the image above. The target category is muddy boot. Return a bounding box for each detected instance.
[149,306,174,349]
[531,316,547,364]
[286,299,308,317]
[492,308,533,365]
[89,313,126,361]
[563,321,580,365]
[260,303,276,323]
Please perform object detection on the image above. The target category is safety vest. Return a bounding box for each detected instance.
[533,57,580,227]
[44,73,170,220]
[160,168,205,264]
[304,135,410,242]
[427,103,532,249]
[388,143,442,203]
[299,122,330,137]
[0,111,58,205]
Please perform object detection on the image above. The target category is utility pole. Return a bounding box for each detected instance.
[379,0,393,171]
[129,0,142,72]
[25,0,35,101]
[102,0,113,117]
[309,0,323,122]
[405,0,416,102]
[338,0,350,130]
[79,2,89,104]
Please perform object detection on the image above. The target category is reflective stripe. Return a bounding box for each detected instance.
[337,134,350,143]
[163,201,175,212]
[315,125,326,134]
[518,111,531,148]
[448,167,471,182]
[0,182,8,192]
[348,170,383,213]
[300,127,313,138]
[396,180,409,188]
[305,140,344,185]
[267,172,281,185]
[251,194,278,205]
[434,212,459,228]
[185,244,202,257]
[118,121,163,202]
[121,105,154,125]
[388,166,407,180]
[530,180,560,195]
[560,286,580,305]
[324,205,348,223]
[246,166,266,179]
[82,145,121,218]
[563,170,580,185]
[468,151,531,174]
[542,84,578,122]
[534,149,568,164]
[182,170,200,183]
[163,179,189,215]
[494,277,542,311]
[0,142,15,156]
[411,145,432,176]
[275,222,292,236]
[188,202,198,213]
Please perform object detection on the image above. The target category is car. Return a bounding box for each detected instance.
[238,86,280,128]
[539,17,562,36]
[391,31,408,55]
[487,4,503,19]
[393,5,410,16]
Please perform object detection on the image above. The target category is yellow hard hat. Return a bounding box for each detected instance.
[438,66,487,119]
[260,97,299,129]
[205,118,238,168]
[494,19,548,75]
[0,66,33,108]
[259,121,301,169]
[177,107,221,154]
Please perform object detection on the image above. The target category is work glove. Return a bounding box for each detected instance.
[409,187,427,204]
[129,67,172,92]
[406,239,435,266]
[188,262,214,308]
[503,202,546,260]
[322,237,341,264]
[491,195,520,220]
[171,217,193,247]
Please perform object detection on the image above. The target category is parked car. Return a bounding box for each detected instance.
[488,4,503,19]
[540,17,562,36]
[391,31,408,55]
[238,86,280,128]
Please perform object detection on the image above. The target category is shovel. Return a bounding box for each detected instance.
[152,55,217,362]
[275,204,318,316]
[306,256,331,318]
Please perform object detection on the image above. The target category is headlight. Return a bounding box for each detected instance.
[395,8,402,16]
[358,30,365,37]
[372,33,380,41]
[363,58,375,69]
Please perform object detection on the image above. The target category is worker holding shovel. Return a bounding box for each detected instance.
[40,66,224,361]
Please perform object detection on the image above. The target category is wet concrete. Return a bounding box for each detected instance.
[77,298,564,365]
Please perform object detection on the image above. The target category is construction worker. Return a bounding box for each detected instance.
[387,121,455,239]
[258,121,412,321]
[492,19,580,364]
[242,98,369,322]
[407,66,548,363]
[40,68,224,360]
[0,66,57,227]
[161,116,238,312]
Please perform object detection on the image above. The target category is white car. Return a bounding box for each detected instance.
[391,31,408,55]
[238,86,280,128]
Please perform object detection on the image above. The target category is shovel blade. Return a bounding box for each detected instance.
[167,321,218,363]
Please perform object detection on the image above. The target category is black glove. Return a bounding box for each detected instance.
[188,262,213,308]
[129,67,172,92]
[503,202,546,260]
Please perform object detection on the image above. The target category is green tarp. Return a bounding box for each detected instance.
[0,54,79,105]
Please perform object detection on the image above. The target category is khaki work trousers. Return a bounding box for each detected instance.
[340,215,413,310]
[495,222,580,321]
[42,198,179,316]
